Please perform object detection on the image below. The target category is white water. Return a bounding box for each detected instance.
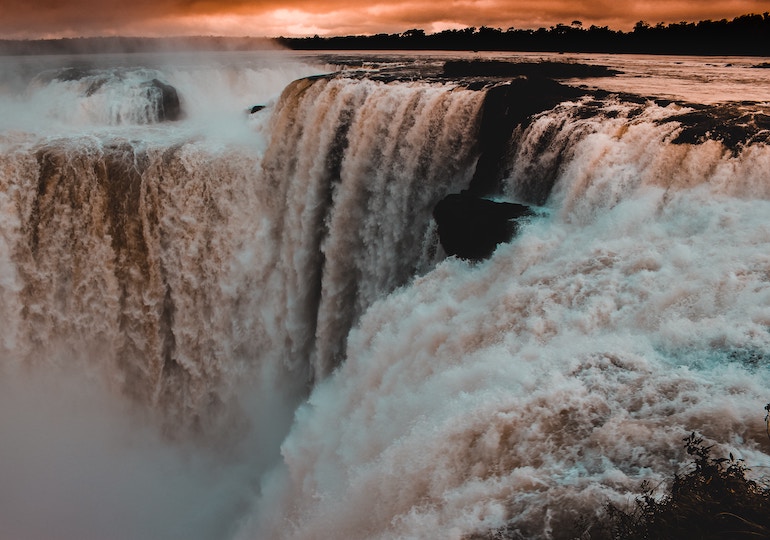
[244,98,770,539]
[0,51,331,539]
[0,51,485,539]
[1,51,770,540]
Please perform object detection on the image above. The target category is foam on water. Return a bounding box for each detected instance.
[0,51,331,148]
[238,94,770,540]
[2,51,770,540]
[0,62,486,539]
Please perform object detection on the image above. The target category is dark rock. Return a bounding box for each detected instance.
[443,60,621,79]
[145,78,181,121]
[465,80,489,91]
[661,103,770,152]
[433,191,532,261]
[468,78,586,198]
[85,77,109,96]
[248,105,266,114]
[40,68,183,122]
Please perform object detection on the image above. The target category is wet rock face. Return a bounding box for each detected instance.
[432,74,590,260]
[145,78,181,122]
[468,78,587,197]
[433,191,532,261]
[33,67,182,123]
[443,60,621,79]
[662,104,770,151]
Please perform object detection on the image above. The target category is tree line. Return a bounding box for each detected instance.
[278,13,770,56]
[1,13,768,56]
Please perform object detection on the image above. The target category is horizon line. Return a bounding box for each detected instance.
[1,11,768,42]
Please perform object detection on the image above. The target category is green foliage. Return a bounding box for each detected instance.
[606,432,770,540]
[476,429,770,540]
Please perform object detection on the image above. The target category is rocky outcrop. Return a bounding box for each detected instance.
[433,77,584,261]
[662,104,770,152]
[145,78,181,122]
[443,60,620,79]
[467,78,586,198]
[433,191,532,261]
[33,68,182,123]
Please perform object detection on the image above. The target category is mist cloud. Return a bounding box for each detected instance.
[0,368,258,540]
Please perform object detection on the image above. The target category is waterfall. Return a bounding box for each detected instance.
[1,135,270,430]
[261,76,484,380]
[238,84,770,540]
[0,73,485,426]
[3,52,770,540]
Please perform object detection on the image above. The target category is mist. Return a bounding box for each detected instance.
[4,49,770,540]
[0,366,256,540]
[0,50,331,143]
[0,50,335,540]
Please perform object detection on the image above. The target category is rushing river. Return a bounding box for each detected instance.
[1,50,770,539]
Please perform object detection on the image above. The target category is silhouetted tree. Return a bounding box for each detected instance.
[2,14,770,56]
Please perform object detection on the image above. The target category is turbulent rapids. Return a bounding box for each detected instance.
[2,51,770,539]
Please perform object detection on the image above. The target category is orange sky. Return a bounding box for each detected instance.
[1,0,769,38]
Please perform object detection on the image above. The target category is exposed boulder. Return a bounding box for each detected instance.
[145,78,181,122]
[468,78,586,198]
[433,191,532,261]
[33,68,183,123]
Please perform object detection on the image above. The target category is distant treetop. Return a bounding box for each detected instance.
[1,13,769,56]
[275,12,770,56]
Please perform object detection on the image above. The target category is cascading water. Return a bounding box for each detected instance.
[2,51,770,540]
[262,76,484,380]
[1,55,485,416]
[0,53,487,538]
[237,84,770,539]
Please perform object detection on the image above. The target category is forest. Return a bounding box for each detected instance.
[279,13,770,56]
[1,13,769,56]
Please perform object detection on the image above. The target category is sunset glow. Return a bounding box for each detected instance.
[2,0,769,38]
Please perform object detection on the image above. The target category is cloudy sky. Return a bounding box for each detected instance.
[1,0,769,38]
